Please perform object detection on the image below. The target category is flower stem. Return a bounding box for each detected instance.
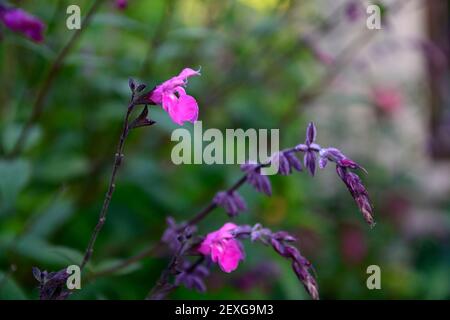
[80,103,133,270]
[146,241,187,300]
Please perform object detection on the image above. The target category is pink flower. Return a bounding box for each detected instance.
[198,223,245,273]
[115,0,128,10]
[372,87,403,115]
[0,7,45,42]
[147,68,200,125]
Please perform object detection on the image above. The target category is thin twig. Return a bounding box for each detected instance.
[146,241,187,300]
[80,101,134,270]
[8,0,104,157]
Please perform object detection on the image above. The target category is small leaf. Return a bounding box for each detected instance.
[128,78,136,91]
[129,105,156,129]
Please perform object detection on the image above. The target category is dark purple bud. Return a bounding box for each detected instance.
[36,268,71,300]
[175,261,209,293]
[214,191,247,217]
[231,191,247,212]
[242,163,272,196]
[292,261,319,300]
[270,238,287,257]
[276,152,291,175]
[0,7,45,42]
[272,231,296,242]
[285,152,302,172]
[161,217,186,252]
[255,174,272,196]
[128,78,135,91]
[304,151,316,176]
[338,158,365,172]
[336,166,375,227]
[336,165,347,180]
[268,236,319,299]
[305,122,317,145]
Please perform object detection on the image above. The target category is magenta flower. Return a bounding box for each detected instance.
[147,68,200,125]
[372,87,403,115]
[197,223,245,273]
[0,7,45,42]
[115,0,128,10]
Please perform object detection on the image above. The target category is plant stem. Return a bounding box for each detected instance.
[146,241,187,300]
[80,103,133,270]
[8,0,104,157]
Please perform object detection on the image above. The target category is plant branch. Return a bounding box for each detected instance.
[145,241,187,300]
[80,101,134,270]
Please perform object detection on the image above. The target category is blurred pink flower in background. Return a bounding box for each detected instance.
[339,223,367,265]
[314,49,335,66]
[233,262,279,292]
[372,87,403,116]
[115,0,128,10]
[198,223,245,273]
[147,68,200,125]
[344,1,364,22]
[0,6,45,42]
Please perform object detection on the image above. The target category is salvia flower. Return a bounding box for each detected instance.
[296,122,320,176]
[146,68,200,125]
[0,7,45,42]
[32,267,71,300]
[336,166,375,227]
[240,162,272,195]
[197,223,245,273]
[175,260,209,293]
[213,191,247,217]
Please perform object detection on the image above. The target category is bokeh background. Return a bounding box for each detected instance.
[0,0,449,299]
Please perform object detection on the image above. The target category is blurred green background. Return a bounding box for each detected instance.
[0,0,449,299]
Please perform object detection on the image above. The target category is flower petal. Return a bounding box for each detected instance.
[217,239,244,273]
[168,94,199,125]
